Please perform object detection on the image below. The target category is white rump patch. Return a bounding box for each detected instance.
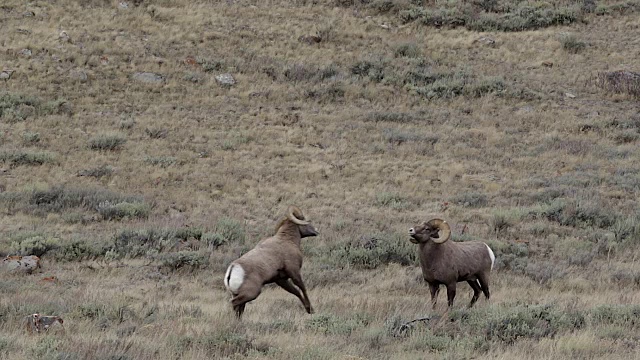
[224,264,245,293]
[485,243,496,270]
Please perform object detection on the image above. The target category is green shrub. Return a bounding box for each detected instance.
[89,134,126,151]
[22,186,148,218]
[143,156,177,168]
[364,112,417,123]
[97,201,151,220]
[304,84,346,103]
[323,233,417,269]
[186,328,269,357]
[0,92,69,121]
[0,337,10,354]
[351,59,386,82]
[560,34,587,53]
[157,251,209,271]
[400,3,583,32]
[541,199,616,229]
[375,192,409,208]
[283,63,319,83]
[112,229,174,258]
[451,192,487,208]
[213,218,246,245]
[590,305,640,328]
[29,337,60,359]
[481,304,584,344]
[144,127,168,139]
[77,165,114,178]
[22,131,40,144]
[10,234,59,257]
[0,151,56,167]
[394,42,421,58]
[52,239,107,262]
[306,313,369,336]
[196,56,226,73]
[485,240,529,272]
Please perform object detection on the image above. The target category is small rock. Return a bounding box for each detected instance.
[23,11,35,17]
[565,92,576,98]
[474,36,496,47]
[19,48,32,58]
[215,73,236,87]
[16,28,31,35]
[118,2,129,9]
[298,35,322,44]
[0,69,14,81]
[68,69,88,83]
[100,55,109,65]
[132,72,165,84]
[542,61,553,68]
[59,31,71,43]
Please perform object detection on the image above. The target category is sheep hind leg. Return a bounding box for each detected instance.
[233,303,246,319]
[477,273,491,301]
[466,280,482,308]
[231,289,260,319]
[275,279,308,312]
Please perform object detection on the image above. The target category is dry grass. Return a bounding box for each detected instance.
[2,0,640,359]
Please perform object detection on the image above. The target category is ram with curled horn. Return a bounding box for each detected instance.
[409,218,495,309]
[223,205,318,319]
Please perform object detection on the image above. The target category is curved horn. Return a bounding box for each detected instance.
[287,205,309,225]
[426,218,451,244]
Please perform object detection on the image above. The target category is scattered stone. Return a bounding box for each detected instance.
[19,48,32,58]
[298,34,322,44]
[118,2,129,9]
[16,28,31,35]
[23,11,35,17]
[473,36,496,47]
[100,55,109,65]
[2,255,41,274]
[542,61,554,68]
[68,69,88,83]
[0,69,14,81]
[59,31,71,43]
[215,73,236,87]
[565,92,576,98]
[132,72,165,84]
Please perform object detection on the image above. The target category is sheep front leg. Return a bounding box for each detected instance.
[445,283,457,307]
[428,282,440,310]
[289,274,314,314]
[275,279,308,312]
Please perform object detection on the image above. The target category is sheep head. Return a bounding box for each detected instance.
[276,205,319,238]
[408,218,451,244]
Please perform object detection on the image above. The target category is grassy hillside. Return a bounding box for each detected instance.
[1,0,640,359]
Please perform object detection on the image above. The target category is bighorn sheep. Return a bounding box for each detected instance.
[224,205,318,319]
[409,219,495,309]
